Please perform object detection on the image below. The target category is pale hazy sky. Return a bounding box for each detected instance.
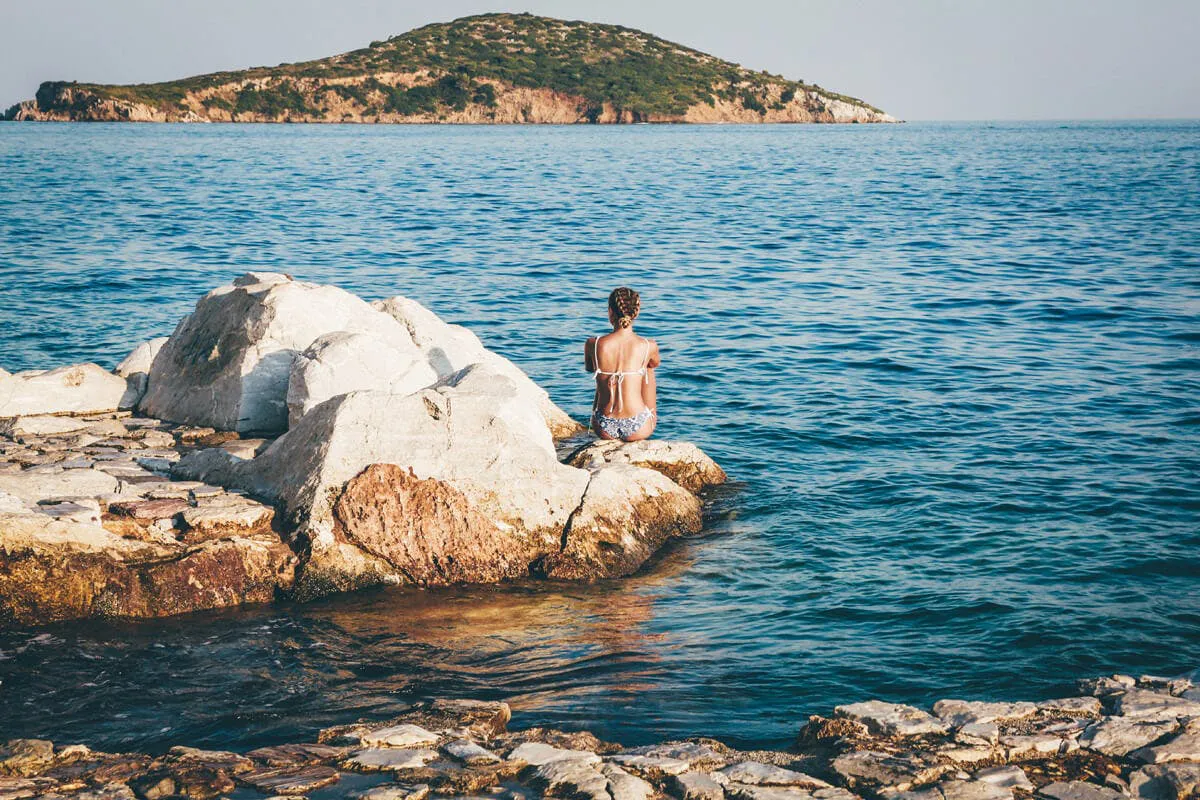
[1,0,1197,121]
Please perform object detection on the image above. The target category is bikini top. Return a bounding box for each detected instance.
[590,336,652,417]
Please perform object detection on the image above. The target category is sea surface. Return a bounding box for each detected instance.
[0,121,1198,754]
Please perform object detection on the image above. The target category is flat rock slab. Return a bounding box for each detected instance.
[835,701,949,737]
[343,748,439,772]
[1116,689,1200,722]
[360,725,441,749]
[441,740,500,765]
[940,780,1014,800]
[974,767,1034,791]
[724,786,816,800]
[245,743,347,766]
[672,771,727,800]
[1080,718,1179,757]
[1133,720,1200,763]
[1129,763,1200,800]
[508,742,601,766]
[238,764,340,794]
[831,750,953,791]
[109,498,190,521]
[716,762,830,788]
[359,783,432,800]
[1039,781,1126,800]
[932,700,1038,728]
[530,759,610,800]
[602,762,656,800]
[1037,698,1103,717]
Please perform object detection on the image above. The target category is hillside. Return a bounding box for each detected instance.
[3,13,896,124]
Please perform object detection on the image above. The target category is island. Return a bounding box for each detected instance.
[2,13,896,124]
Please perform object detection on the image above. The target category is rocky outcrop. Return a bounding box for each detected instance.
[6,674,1197,800]
[1,275,726,623]
[0,363,141,417]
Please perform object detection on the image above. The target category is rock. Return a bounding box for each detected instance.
[602,762,656,800]
[724,786,815,800]
[0,492,28,513]
[1038,698,1103,717]
[0,511,296,626]
[174,378,603,598]
[831,751,953,791]
[320,700,511,746]
[360,725,440,748]
[1080,718,1181,757]
[0,363,140,417]
[115,338,169,402]
[166,745,254,773]
[508,742,600,766]
[567,439,727,493]
[343,748,439,771]
[1082,675,1137,697]
[373,295,582,438]
[1001,734,1072,759]
[939,747,995,764]
[973,767,1033,791]
[937,781,1013,800]
[672,772,728,800]
[442,741,500,765]
[716,762,830,788]
[932,700,1038,728]
[529,759,610,800]
[141,276,419,434]
[0,416,90,437]
[0,739,55,776]
[285,331,437,427]
[37,500,102,526]
[0,468,119,503]
[245,743,347,766]
[238,764,341,794]
[1038,781,1125,800]
[835,701,950,737]
[1129,763,1200,800]
[1116,689,1200,722]
[180,497,274,542]
[957,722,1000,745]
[129,429,176,448]
[1138,677,1194,697]
[536,463,702,579]
[1133,719,1200,763]
[359,784,432,800]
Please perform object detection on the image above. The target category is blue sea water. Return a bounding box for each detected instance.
[0,121,1198,754]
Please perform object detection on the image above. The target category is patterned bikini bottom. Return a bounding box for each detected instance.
[592,408,655,440]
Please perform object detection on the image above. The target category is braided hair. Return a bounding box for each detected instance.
[608,287,640,329]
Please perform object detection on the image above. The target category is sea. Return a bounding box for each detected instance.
[0,120,1197,753]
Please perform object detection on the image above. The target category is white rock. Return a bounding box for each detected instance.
[672,772,727,800]
[1129,763,1200,800]
[285,331,437,427]
[622,742,726,767]
[940,780,1013,800]
[359,724,440,748]
[0,468,119,503]
[957,722,1000,745]
[373,295,582,438]
[602,762,656,800]
[1038,697,1103,716]
[1116,689,1200,722]
[974,767,1033,791]
[933,700,1038,728]
[1080,717,1179,757]
[358,784,431,800]
[0,363,140,417]
[532,759,610,800]
[0,491,29,513]
[508,742,601,766]
[0,416,91,437]
[1133,719,1200,763]
[115,337,169,402]
[1001,734,1070,759]
[717,762,830,788]
[441,739,500,764]
[141,276,419,434]
[233,272,293,287]
[1038,781,1125,800]
[610,753,693,776]
[835,701,950,737]
[343,748,438,771]
[724,787,815,800]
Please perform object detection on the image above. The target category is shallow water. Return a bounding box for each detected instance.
[0,121,1198,753]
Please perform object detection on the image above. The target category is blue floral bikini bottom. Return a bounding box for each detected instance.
[592,408,655,440]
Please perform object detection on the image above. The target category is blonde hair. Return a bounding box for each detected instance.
[608,287,640,328]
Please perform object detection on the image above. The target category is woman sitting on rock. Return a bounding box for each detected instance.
[585,287,660,441]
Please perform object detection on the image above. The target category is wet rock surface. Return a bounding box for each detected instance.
[4,675,1197,800]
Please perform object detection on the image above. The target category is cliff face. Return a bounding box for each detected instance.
[4,13,897,124]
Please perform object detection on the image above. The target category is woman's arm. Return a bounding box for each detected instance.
[647,339,661,369]
[584,337,597,372]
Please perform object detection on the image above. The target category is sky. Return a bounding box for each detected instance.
[1,0,1197,121]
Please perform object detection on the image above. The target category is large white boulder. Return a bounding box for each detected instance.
[286,331,438,427]
[140,275,418,433]
[373,295,583,438]
[0,363,140,417]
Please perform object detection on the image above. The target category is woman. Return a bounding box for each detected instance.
[585,287,660,441]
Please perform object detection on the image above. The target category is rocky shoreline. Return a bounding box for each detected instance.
[0,273,725,627]
[3,673,1197,800]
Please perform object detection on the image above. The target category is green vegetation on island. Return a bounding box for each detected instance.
[5,13,891,123]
